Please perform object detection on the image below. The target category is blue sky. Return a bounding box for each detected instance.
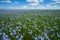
[0,0,60,9]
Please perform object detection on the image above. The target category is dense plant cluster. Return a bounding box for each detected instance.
[0,11,60,40]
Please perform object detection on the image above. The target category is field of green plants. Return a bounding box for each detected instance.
[0,10,60,40]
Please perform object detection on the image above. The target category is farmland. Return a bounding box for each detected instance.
[0,10,60,40]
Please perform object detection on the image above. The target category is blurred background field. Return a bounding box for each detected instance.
[0,10,60,40]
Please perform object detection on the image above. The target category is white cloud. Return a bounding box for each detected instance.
[14,1,19,4]
[0,0,11,3]
[28,2,39,6]
[53,0,60,1]
[20,5,42,9]
[45,4,60,9]
[39,0,44,2]
[20,4,60,9]
[26,0,44,2]
[46,4,52,8]
[26,0,44,7]
[21,5,28,9]
[20,5,37,9]
[1,1,11,3]
[27,0,39,2]
[6,6,19,9]
[26,0,44,8]
[11,1,19,5]
[52,0,60,3]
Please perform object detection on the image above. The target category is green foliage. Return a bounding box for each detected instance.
[0,10,60,40]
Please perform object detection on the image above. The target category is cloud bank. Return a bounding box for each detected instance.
[0,0,60,9]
